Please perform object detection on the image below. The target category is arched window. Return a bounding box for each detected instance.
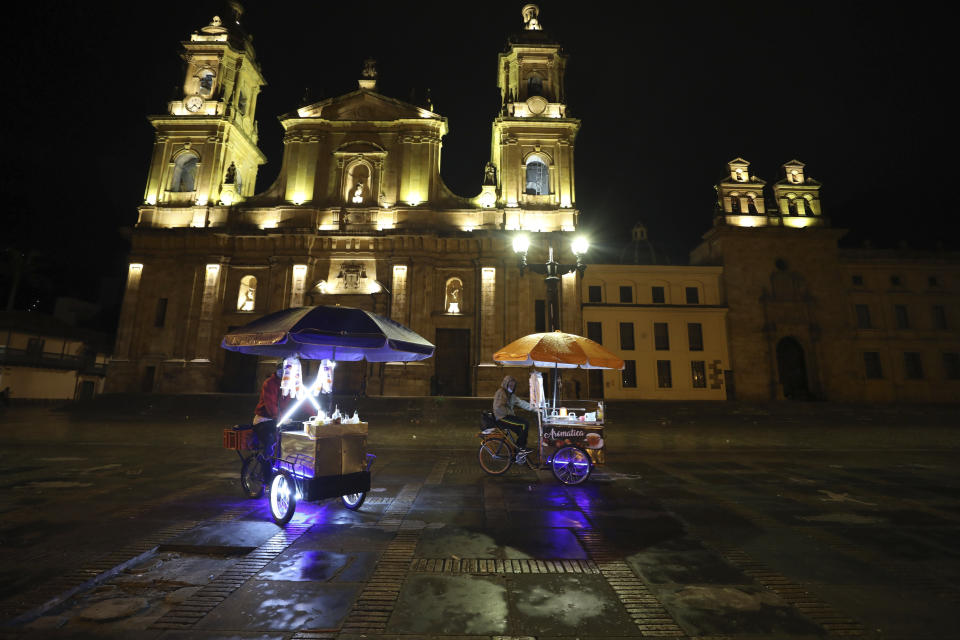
[198,70,216,97]
[525,157,549,195]
[787,196,799,215]
[237,275,256,311]
[747,195,759,214]
[729,194,741,213]
[527,74,543,97]
[445,277,463,314]
[803,196,815,215]
[171,154,199,192]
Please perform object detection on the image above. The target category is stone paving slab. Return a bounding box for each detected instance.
[159,522,280,555]
[508,573,638,637]
[387,574,508,635]
[193,580,358,632]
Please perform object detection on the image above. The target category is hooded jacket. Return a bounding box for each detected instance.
[492,375,533,420]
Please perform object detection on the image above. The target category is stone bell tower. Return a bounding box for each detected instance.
[140,4,266,217]
[490,4,580,230]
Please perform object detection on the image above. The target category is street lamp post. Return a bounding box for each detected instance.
[513,233,589,406]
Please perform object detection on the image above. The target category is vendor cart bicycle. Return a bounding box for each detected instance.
[476,406,596,485]
[221,305,435,526]
[484,330,623,487]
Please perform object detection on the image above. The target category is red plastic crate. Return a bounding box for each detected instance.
[223,427,256,450]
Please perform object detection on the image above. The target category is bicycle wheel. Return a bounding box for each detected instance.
[551,446,592,485]
[269,471,297,525]
[478,438,512,475]
[240,455,265,499]
[341,492,366,510]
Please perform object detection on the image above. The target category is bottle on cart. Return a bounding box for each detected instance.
[597,401,604,423]
[332,406,341,423]
[351,410,359,423]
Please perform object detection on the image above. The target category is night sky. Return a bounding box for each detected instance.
[1,2,951,319]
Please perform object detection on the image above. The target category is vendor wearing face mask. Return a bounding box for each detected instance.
[492,375,534,453]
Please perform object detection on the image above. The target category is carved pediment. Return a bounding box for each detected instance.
[298,90,428,121]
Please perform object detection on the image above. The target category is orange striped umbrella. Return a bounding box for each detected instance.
[493,331,625,370]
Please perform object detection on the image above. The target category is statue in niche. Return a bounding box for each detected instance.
[445,279,463,314]
[483,162,497,186]
[351,182,365,204]
[224,162,236,184]
[522,4,542,30]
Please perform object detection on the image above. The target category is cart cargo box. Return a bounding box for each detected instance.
[280,423,368,477]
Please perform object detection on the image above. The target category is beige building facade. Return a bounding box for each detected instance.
[580,265,730,400]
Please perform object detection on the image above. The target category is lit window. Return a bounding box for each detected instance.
[237,275,257,311]
[525,158,549,195]
[622,360,637,388]
[691,361,706,388]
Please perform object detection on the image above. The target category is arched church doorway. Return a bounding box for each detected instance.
[776,337,809,399]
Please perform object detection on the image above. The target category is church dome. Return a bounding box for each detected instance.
[619,222,670,265]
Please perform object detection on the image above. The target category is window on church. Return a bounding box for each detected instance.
[729,196,740,213]
[525,158,549,195]
[238,91,247,115]
[198,70,216,97]
[527,74,543,97]
[237,275,257,312]
[171,154,199,192]
[747,196,759,214]
[787,198,799,215]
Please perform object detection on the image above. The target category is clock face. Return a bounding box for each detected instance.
[185,95,204,112]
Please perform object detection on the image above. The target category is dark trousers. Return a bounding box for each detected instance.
[497,415,530,448]
[253,420,278,480]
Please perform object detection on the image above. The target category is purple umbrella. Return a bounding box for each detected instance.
[221,305,434,362]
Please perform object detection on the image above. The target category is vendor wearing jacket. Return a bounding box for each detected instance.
[493,375,534,451]
[252,363,288,470]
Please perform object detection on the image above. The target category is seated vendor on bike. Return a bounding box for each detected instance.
[493,375,535,453]
[252,362,288,476]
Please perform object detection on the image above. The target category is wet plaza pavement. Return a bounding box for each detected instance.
[0,404,958,639]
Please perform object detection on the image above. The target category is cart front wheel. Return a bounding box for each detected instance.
[240,455,265,499]
[551,446,592,485]
[341,492,366,510]
[478,438,512,475]
[269,471,297,525]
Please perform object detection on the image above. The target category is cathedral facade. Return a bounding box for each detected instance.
[106,5,584,397]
